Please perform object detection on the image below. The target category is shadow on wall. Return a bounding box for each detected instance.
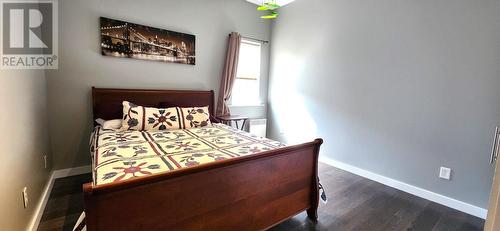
[269,53,317,144]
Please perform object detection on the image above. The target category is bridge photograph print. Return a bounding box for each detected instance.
[100,17,196,65]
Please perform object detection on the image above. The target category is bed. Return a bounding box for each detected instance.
[83,87,323,231]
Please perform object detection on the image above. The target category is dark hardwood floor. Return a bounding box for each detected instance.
[37,173,92,231]
[38,163,484,231]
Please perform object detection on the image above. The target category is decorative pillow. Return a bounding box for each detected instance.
[179,106,212,129]
[122,101,180,131]
[121,102,212,131]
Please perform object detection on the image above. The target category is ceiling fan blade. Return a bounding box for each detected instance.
[260,12,279,19]
[257,5,270,11]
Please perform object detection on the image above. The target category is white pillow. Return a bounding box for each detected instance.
[103,119,123,130]
[95,118,106,126]
[95,118,123,130]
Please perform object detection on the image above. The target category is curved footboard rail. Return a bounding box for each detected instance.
[83,138,323,231]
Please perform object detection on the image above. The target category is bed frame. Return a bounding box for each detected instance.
[84,87,323,231]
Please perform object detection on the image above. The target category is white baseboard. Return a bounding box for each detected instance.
[319,157,488,219]
[27,165,92,231]
[26,171,55,231]
[52,165,91,179]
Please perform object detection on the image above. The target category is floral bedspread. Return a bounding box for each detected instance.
[91,123,285,185]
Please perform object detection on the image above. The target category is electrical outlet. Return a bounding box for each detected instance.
[44,155,47,169]
[22,187,28,208]
[439,167,452,180]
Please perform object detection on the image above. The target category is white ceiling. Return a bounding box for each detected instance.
[246,0,295,7]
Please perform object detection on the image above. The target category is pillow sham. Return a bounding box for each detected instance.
[121,101,211,131]
[122,101,179,131]
[179,106,212,129]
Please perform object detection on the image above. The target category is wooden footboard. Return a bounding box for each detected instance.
[83,138,323,231]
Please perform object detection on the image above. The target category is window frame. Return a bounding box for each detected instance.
[229,38,263,107]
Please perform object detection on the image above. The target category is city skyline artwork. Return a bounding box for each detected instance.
[100,17,196,65]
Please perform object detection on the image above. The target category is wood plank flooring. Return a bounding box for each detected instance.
[37,174,91,231]
[38,163,484,231]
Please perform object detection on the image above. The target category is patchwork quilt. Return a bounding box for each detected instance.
[91,123,285,185]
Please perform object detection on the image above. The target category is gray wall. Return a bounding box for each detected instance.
[268,0,500,208]
[47,0,271,170]
[0,70,51,230]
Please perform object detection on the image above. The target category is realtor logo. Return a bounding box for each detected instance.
[1,0,58,69]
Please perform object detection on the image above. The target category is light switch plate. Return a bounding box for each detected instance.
[439,167,452,180]
[22,187,28,208]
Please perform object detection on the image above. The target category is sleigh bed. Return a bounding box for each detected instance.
[83,87,323,231]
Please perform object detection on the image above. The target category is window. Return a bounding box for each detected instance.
[231,39,262,106]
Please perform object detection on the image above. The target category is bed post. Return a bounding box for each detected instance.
[83,183,97,231]
[307,138,323,221]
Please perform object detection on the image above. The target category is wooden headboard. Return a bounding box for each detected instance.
[92,87,215,123]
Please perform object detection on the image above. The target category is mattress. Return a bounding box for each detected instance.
[90,123,285,185]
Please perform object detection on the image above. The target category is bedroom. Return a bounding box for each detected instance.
[0,0,499,230]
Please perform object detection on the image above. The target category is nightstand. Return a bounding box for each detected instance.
[216,115,249,130]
